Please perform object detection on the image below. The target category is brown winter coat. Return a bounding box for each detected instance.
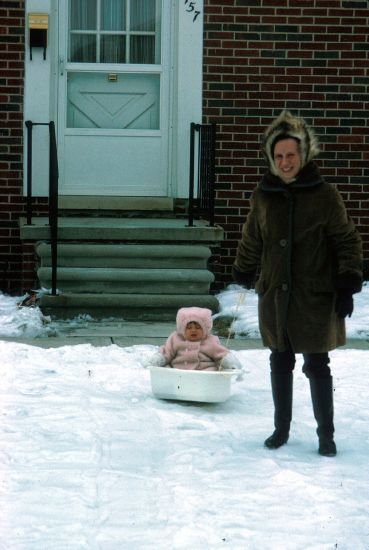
[234,162,363,353]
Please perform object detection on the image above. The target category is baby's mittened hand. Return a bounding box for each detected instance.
[220,352,244,381]
[221,352,243,371]
[150,351,167,368]
[141,350,166,368]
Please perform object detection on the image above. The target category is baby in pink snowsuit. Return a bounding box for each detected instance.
[158,307,241,371]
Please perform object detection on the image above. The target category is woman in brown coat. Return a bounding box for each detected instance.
[233,111,363,456]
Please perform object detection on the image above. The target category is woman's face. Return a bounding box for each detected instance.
[273,138,303,183]
[185,322,204,342]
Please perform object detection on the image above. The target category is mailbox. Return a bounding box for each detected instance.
[28,13,49,60]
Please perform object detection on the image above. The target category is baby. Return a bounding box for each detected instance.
[152,306,241,371]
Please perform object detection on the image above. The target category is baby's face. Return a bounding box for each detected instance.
[185,321,204,342]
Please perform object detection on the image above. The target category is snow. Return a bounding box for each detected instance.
[0,286,369,549]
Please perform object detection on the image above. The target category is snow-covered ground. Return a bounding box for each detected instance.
[0,286,369,549]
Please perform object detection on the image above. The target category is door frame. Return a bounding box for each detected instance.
[56,0,172,197]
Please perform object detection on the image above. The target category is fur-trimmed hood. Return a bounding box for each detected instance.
[176,307,213,338]
[262,111,320,177]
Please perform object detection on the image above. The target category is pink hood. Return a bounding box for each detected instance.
[176,307,213,337]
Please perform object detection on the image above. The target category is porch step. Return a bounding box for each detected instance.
[36,243,211,269]
[34,238,223,320]
[20,217,223,242]
[58,196,174,211]
[39,293,219,321]
[37,267,214,294]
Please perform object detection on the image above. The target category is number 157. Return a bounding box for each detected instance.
[184,0,201,22]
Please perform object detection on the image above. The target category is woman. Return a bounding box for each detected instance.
[233,111,363,456]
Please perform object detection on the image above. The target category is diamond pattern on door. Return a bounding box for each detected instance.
[67,72,160,129]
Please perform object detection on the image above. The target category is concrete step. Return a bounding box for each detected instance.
[39,293,220,321]
[20,217,223,242]
[29,218,224,320]
[36,243,211,269]
[37,267,214,294]
[58,196,174,211]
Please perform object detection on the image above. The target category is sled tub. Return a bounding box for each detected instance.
[150,366,240,403]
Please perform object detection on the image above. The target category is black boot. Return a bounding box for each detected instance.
[264,371,293,449]
[309,376,337,457]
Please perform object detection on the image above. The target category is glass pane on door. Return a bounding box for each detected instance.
[130,36,155,64]
[69,0,161,64]
[130,0,156,31]
[101,0,126,31]
[70,35,97,62]
[100,35,126,63]
[70,0,97,30]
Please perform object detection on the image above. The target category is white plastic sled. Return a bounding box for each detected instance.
[150,366,241,403]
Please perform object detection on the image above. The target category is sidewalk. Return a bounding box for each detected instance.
[1,320,368,350]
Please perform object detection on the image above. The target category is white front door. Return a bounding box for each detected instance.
[57,0,171,196]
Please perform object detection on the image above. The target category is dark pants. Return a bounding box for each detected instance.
[270,348,331,379]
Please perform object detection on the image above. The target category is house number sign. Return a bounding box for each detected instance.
[184,0,201,22]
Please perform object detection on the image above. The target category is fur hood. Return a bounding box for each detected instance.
[176,307,213,338]
[262,111,320,176]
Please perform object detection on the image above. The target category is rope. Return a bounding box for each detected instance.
[219,291,246,370]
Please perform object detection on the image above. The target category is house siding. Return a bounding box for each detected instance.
[0,0,368,295]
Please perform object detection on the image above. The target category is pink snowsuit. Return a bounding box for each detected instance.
[160,307,229,371]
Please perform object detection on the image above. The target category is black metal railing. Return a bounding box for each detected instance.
[188,122,216,227]
[25,120,59,295]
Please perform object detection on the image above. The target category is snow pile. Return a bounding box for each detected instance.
[0,293,52,338]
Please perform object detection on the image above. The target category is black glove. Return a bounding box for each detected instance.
[232,265,256,289]
[335,289,354,319]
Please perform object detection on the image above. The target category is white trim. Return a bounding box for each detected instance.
[24,0,53,196]
[64,63,163,73]
[172,0,203,198]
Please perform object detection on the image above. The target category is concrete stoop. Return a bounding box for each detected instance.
[29,219,224,320]
[39,293,219,321]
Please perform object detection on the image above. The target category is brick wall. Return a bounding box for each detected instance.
[203,0,369,288]
[0,0,26,293]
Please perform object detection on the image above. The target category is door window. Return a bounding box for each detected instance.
[69,0,161,64]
